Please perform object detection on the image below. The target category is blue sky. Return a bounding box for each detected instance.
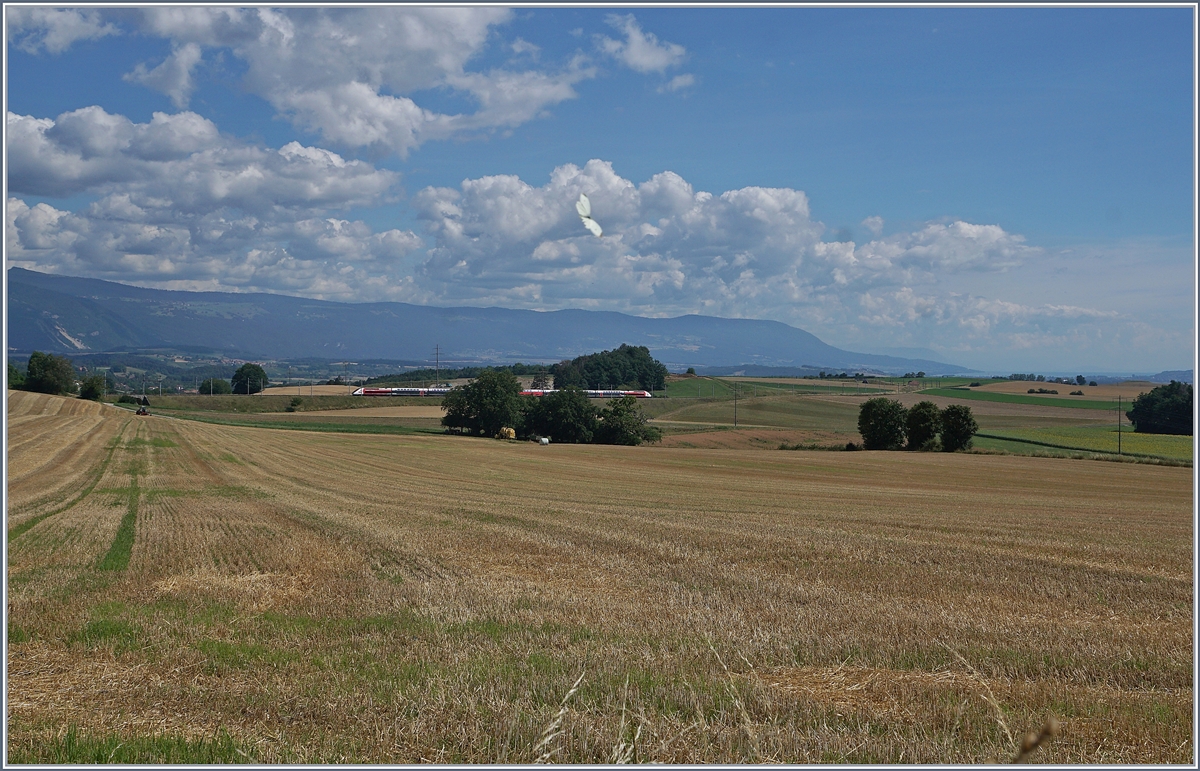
[5,5,1195,372]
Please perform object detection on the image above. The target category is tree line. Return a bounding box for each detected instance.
[8,352,270,398]
[856,398,978,451]
[441,369,662,446]
[363,344,669,393]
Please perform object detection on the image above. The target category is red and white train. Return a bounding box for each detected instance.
[353,386,651,398]
[520,389,652,399]
[353,387,451,397]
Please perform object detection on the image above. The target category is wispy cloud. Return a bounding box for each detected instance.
[596,13,687,74]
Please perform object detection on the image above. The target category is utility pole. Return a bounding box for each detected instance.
[1117,395,1122,456]
[434,344,441,387]
[733,381,738,427]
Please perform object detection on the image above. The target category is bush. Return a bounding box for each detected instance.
[1126,381,1192,435]
[595,396,662,445]
[940,405,978,452]
[117,394,140,405]
[199,378,233,395]
[858,397,907,450]
[905,401,942,451]
[845,441,860,451]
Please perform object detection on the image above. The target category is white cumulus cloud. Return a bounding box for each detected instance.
[118,7,594,157]
[6,7,119,53]
[6,107,425,301]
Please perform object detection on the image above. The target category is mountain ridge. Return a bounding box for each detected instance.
[6,268,973,374]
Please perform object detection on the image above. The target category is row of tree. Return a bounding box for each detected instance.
[441,369,662,445]
[857,398,978,451]
[1007,373,1096,386]
[8,351,271,399]
[9,352,80,395]
[8,352,115,398]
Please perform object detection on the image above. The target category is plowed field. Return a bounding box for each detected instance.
[6,391,1193,763]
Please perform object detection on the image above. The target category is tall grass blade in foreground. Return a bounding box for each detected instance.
[531,670,585,763]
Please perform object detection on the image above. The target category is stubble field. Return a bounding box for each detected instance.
[6,391,1194,763]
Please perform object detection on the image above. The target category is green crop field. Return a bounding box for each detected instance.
[920,388,1123,411]
[976,426,1193,461]
[651,393,861,432]
[657,377,890,400]
[8,390,1192,764]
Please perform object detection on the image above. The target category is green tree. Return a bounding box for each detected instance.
[78,374,107,401]
[940,405,979,452]
[1126,381,1193,435]
[857,397,907,450]
[595,396,662,446]
[25,351,77,395]
[8,361,25,389]
[906,401,942,451]
[524,387,597,443]
[232,363,268,395]
[552,345,668,391]
[440,369,524,436]
[199,377,233,395]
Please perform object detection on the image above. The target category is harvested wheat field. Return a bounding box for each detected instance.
[6,391,1193,763]
[973,380,1161,400]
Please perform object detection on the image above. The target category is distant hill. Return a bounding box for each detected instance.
[6,268,971,375]
[1148,370,1193,384]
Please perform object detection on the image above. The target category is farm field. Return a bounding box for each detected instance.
[975,426,1193,462]
[121,380,1188,463]
[6,391,1193,763]
[920,388,1123,411]
[972,380,1165,400]
[644,389,1168,457]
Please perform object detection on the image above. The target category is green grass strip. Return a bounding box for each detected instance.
[97,474,138,571]
[8,725,252,764]
[8,420,131,541]
[921,388,1126,410]
[975,432,1189,463]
